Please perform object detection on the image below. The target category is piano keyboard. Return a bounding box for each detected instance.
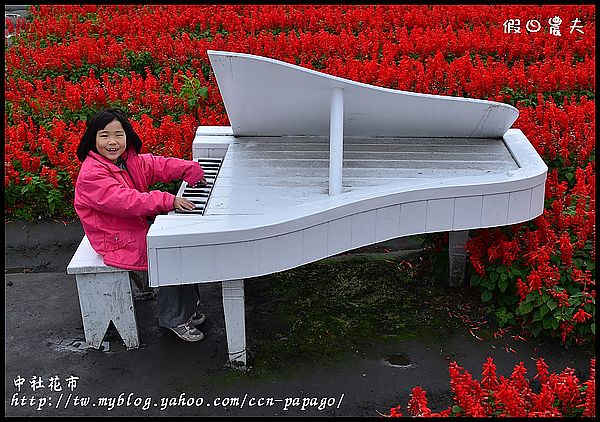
[174,157,223,215]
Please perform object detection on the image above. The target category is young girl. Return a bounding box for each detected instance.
[75,108,207,342]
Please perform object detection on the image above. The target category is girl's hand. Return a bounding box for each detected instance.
[193,177,208,187]
[174,196,195,211]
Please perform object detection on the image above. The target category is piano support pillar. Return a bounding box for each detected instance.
[329,87,344,196]
[221,279,247,367]
[448,230,469,286]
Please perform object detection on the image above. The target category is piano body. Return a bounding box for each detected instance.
[147,50,547,366]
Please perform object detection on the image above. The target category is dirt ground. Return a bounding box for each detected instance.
[4,220,596,417]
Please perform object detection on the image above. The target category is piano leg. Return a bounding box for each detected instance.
[221,279,247,367]
[449,230,469,286]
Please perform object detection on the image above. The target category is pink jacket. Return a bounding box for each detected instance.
[74,149,204,271]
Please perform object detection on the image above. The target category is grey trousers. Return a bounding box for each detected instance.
[157,283,201,328]
[132,271,200,328]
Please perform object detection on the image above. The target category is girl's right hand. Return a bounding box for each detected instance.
[174,196,195,211]
[192,177,208,187]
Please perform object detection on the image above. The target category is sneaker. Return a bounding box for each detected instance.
[169,322,204,342]
[188,312,206,326]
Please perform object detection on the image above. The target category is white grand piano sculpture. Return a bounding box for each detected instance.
[147,50,548,366]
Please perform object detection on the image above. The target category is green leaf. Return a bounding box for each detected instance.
[483,278,496,290]
[547,300,557,310]
[518,301,533,315]
[481,290,493,302]
[452,405,463,415]
[533,309,543,322]
[498,277,509,292]
[543,316,554,329]
[529,325,542,337]
[540,305,550,317]
[470,275,481,287]
[525,292,537,304]
[490,271,499,282]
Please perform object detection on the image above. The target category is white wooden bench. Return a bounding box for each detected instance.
[66,236,140,350]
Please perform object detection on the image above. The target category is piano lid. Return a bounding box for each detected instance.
[208,50,519,139]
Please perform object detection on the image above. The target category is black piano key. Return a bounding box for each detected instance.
[177,157,223,215]
[174,209,204,214]
[174,204,205,212]
[185,187,212,191]
[185,185,212,189]
[183,193,209,198]
[185,190,211,194]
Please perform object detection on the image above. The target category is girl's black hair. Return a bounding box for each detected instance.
[76,108,143,162]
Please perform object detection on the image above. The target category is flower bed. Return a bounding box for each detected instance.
[4,3,594,358]
[387,357,595,417]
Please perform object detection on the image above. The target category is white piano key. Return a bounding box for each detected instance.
[426,198,455,232]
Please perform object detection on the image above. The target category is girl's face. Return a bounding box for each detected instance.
[96,119,127,164]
